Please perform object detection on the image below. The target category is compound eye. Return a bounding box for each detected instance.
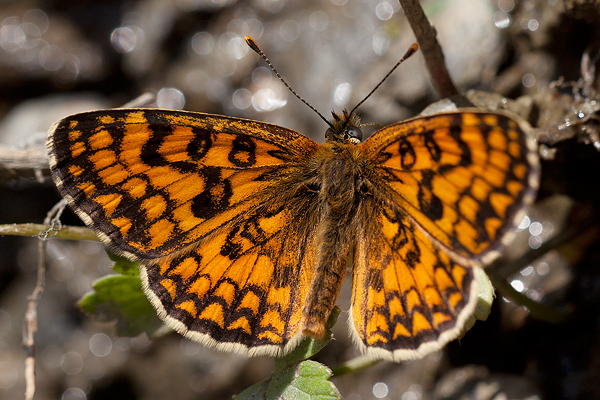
[346,126,363,142]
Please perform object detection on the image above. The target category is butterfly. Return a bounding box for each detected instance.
[47,39,539,362]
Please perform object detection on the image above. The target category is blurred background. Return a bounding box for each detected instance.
[1,0,600,399]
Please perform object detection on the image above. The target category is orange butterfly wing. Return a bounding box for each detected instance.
[350,111,539,360]
[48,109,323,355]
[362,112,538,262]
[48,109,318,260]
[142,193,322,355]
[351,202,477,361]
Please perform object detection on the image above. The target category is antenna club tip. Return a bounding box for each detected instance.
[403,43,419,59]
[245,36,261,53]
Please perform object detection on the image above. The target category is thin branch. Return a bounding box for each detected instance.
[0,144,49,184]
[119,92,156,108]
[398,0,458,98]
[490,274,570,323]
[494,219,597,280]
[0,223,98,241]
[22,199,67,400]
[490,218,599,324]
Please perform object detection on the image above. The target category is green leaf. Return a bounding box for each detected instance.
[473,267,494,321]
[460,267,495,335]
[266,360,340,400]
[236,359,340,400]
[79,257,163,337]
[236,308,341,400]
[106,252,139,276]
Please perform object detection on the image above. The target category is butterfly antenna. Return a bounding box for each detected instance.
[245,36,334,129]
[348,43,419,117]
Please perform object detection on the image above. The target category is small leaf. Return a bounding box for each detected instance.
[473,267,494,321]
[107,252,139,276]
[461,267,495,335]
[266,360,340,400]
[236,359,340,400]
[235,381,268,399]
[79,257,163,337]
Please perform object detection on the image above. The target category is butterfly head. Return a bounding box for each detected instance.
[325,110,363,144]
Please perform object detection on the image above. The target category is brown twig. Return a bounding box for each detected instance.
[0,93,156,185]
[119,92,156,108]
[0,144,49,184]
[493,219,597,280]
[489,217,599,324]
[0,223,98,241]
[22,199,67,400]
[398,0,459,98]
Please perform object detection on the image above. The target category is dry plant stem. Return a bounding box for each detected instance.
[398,0,459,98]
[119,92,156,108]
[490,220,599,323]
[0,145,48,169]
[494,218,596,279]
[0,93,154,185]
[490,275,568,323]
[0,145,49,184]
[0,223,98,241]
[22,199,67,400]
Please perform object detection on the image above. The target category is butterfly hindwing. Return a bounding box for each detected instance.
[48,109,320,261]
[351,201,476,361]
[141,191,322,356]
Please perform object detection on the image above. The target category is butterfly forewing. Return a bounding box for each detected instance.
[361,111,538,264]
[48,109,319,261]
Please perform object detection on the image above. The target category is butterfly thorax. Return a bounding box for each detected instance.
[325,110,363,144]
[319,143,366,211]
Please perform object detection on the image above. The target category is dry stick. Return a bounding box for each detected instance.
[119,92,156,108]
[0,144,49,184]
[398,0,458,98]
[23,199,67,400]
[19,96,156,395]
[0,223,98,241]
[490,219,599,324]
[0,93,155,186]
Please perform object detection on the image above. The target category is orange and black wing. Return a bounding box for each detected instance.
[48,108,323,355]
[142,188,323,356]
[361,111,539,264]
[351,201,476,361]
[48,109,319,261]
[351,110,539,360]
